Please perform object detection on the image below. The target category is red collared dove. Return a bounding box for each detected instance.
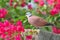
[26,12,54,28]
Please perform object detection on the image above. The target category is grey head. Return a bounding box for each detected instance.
[26,12,32,18]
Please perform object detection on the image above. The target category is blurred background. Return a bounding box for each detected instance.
[0,0,60,31]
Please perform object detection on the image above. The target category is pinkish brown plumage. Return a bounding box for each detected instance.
[26,12,50,28]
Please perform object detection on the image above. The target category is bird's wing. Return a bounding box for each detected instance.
[35,17,48,26]
[28,16,48,27]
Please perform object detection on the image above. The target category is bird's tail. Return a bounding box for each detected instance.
[45,23,54,26]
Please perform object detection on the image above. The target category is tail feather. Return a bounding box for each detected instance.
[45,23,54,26]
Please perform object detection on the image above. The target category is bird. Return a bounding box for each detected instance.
[26,12,54,28]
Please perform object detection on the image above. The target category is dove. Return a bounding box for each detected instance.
[26,12,54,28]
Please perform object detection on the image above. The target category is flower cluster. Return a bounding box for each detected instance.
[0,20,24,40]
[34,0,60,16]
[8,0,60,16]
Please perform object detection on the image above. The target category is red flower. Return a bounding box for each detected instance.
[26,35,32,40]
[50,8,58,16]
[0,8,8,18]
[9,0,13,6]
[52,26,60,34]
[21,2,26,7]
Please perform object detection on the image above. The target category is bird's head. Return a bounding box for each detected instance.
[26,12,32,18]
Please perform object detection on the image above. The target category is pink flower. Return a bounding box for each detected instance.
[4,35,11,40]
[14,34,22,40]
[54,4,60,11]
[0,33,6,39]
[57,29,60,34]
[42,11,46,15]
[39,1,44,6]
[0,27,5,34]
[56,0,60,4]
[34,0,39,3]
[5,38,10,40]
[16,20,25,32]
[17,26,25,32]
[28,4,32,10]
[0,8,8,18]
[52,26,60,34]
[34,0,44,6]
[50,8,58,16]
[52,26,58,33]
[26,35,32,40]
[4,20,11,27]
[47,0,55,5]
[16,20,23,26]
[0,22,4,27]
[9,24,16,33]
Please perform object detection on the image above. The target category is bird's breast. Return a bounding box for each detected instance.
[28,17,41,27]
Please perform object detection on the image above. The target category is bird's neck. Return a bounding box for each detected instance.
[27,15,32,18]
[29,15,32,17]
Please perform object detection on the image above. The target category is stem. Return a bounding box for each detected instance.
[0,18,2,21]
[0,18,1,21]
